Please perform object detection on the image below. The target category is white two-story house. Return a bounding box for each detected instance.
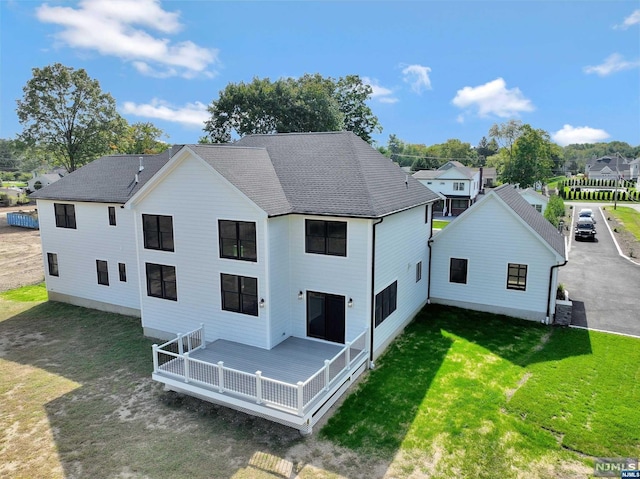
[413,161,481,215]
[31,132,440,433]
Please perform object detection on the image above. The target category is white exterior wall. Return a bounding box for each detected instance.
[287,215,372,343]
[132,154,270,348]
[37,199,140,313]
[372,204,430,356]
[520,191,548,215]
[430,197,559,321]
[267,215,292,348]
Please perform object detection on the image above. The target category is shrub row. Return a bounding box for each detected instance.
[561,190,640,201]
[559,178,636,189]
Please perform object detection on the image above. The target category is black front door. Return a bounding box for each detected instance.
[307,291,345,344]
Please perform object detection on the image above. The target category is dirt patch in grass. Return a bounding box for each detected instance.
[0,211,43,292]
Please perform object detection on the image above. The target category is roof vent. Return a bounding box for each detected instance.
[135,173,139,184]
[138,156,144,173]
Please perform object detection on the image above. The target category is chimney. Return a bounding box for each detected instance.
[479,167,484,193]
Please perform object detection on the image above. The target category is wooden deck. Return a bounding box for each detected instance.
[191,337,346,383]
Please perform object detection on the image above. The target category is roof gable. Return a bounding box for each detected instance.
[434,184,565,259]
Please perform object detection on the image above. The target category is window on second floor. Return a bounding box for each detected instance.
[218,220,257,261]
[108,206,116,226]
[143,214,174,251]
[454,182,465,191]
[534,204,542,213]
[416,261,422,282]
[305,219,347,256]
[96,260,109,286]
[54,203,76,229]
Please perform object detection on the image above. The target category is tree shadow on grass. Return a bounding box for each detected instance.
[0,302,314,479]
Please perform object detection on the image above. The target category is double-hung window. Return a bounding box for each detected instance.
[47,253,59,277]
[96,260,109,286]
[218,220,257,261]
[146,263,177,301]
[454,182,465,191]
[305,220,347,256]
[54,203,76,229]
[220,274,258,316]
[507,263,527,291]
[143,214,174,251]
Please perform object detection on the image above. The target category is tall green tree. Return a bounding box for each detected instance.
[489,119,524,161]
[501,125,553,187]
[16,63,123,172]
[115,122,169,155]
[202,74,381,144]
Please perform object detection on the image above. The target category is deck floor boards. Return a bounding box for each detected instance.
[190,337,344,384]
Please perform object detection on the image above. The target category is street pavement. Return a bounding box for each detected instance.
[559,202,640,337]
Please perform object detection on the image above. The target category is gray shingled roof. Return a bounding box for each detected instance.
[493,184,565,258]
[30,148,178,203]
[235,131,439,217]
[31,132,439,218]
[187,145,291,216]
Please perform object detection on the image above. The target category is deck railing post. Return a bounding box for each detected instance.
[183,352,190,383]
[200,323,205,349]
[345,341,351,370]
[152,344,159,373]
[324,359,331,390]
[256,371,262,404]
[187,334,192,352]
[217,361,224,393]
[297,381,304,415]
[177,333,183,355]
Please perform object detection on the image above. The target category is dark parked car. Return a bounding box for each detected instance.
[575,217,596,241]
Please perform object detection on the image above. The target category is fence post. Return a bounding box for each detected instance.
[256,371,262,404]
[177,333,183,355]
[200,323,206,349]
[152,344,159,373]
[187,334,192,352]
[218,361,224,393]
[324,359,331,390]
[184,352,190,383]
[345,341,351,370]
[297,381,304,416]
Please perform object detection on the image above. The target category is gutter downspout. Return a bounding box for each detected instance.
[369,217,384,366]
[427,205,434,303]
[546,255,568,324]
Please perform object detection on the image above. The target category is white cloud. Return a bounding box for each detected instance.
[552,125,610,146]
[361,76,398,103]
[614,9,640,29]
[583,53,640,76]
[401,64,432,94]
[36,0,218,78]
[121,99,210,128]
[452,78,534,118]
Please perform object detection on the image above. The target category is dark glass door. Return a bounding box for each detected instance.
[307,291,345,344]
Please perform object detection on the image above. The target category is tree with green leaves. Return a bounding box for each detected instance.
[202,74,381,144]
[489,119,524,162]
[476,136,499,165]
[501,124,553,188]
[16,63,123,172]
[115,122,169,155]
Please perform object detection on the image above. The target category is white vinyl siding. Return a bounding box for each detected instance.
[37,200,140,310]
[430,196,559,321]
[266,216,291,348]
[134,154,270,348]
[372,205,430,355]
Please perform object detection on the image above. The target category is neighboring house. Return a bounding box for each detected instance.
[31,131,440,433]
[585,156,632,180]
[471,166,496,190]
[519,188,548,214]
[413,161,481,215]
[27,173,63,193]
[430,184,567,323]
[630,158,639,181]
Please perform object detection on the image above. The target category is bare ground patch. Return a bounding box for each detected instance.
[0,209,44,292]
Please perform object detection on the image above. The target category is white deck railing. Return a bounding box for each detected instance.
[152,328,368,416]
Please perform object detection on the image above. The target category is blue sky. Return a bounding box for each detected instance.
[1,0,639,149]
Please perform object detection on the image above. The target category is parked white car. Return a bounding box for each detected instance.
[578,208,596,224]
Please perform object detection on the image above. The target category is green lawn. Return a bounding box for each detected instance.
[432,220,449,229]
[605,206,640,241]
[322,305,640,477]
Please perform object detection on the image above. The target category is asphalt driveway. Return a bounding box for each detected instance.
[559,202,640,337]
